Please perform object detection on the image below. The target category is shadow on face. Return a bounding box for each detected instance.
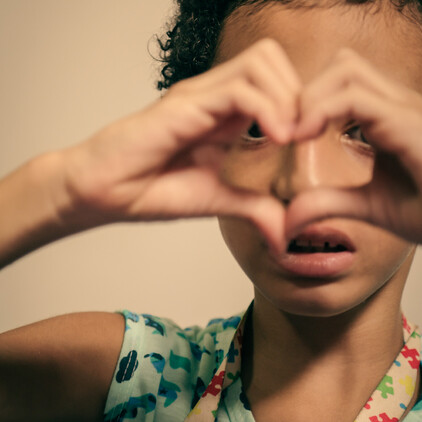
[215,1,418,317]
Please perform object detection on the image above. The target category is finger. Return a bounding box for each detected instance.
[190,144,227,173]
[214,187,287,256]
[252,38,302,93]
[293,83,409,155]
[178,38,302,136]
[172,78,290,147]
[242,59,300,131]
[205,38,302,95]
[131,167,286,254]
[285,185,422,243]
[209,78,291,144]
[285,186,373,240]
[299,48,405,117]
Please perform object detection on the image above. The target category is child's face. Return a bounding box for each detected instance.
[217,1,421,317]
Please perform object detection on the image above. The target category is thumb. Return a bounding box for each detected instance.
[285,186,372,240]
[213,185,287,256]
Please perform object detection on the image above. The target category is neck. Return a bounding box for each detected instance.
[241,281,410,420]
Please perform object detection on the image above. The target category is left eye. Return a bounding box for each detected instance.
[344,125,369,144]
[241,121,266,141]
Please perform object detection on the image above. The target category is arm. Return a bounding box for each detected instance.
[0,38,300,420]
[0,312,125,422]
[0,152,86,269]
[0,38,297,271]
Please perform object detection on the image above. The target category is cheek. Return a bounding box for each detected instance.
[218,217,257,259]
[218,216,264,278]
[319,234,415,316]
[355,228,415,291]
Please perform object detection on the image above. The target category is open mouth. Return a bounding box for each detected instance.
[287,239,348,254]
[285,227,355,255]
[272,226,356,277]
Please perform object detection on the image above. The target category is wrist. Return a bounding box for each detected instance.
[0,151,96,268]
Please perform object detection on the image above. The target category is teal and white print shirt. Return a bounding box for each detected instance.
[103,308,422,421]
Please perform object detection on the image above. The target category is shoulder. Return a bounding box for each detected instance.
[104,310,244,421]
[0,311,125,422]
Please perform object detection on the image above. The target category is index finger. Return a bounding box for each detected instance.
[300,48,405,115]
[202,38,303,94]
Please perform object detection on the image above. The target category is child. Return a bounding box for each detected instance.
[1,0,422,421]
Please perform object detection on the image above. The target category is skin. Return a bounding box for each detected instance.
[0,1,421,421]
[216,2,421,421]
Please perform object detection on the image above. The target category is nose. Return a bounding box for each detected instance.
[271,128,373,203]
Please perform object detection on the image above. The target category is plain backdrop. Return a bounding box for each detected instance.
[0,0,420,334]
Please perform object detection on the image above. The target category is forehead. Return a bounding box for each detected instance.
[215,1,422,91]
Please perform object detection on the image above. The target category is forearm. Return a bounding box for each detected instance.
[0,152,84,269]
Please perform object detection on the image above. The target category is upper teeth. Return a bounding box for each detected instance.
[295,240,335,248]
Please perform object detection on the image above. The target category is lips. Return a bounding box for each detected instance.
[270,226,356,278]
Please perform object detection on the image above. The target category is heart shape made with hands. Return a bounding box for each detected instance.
[163,47,421,252]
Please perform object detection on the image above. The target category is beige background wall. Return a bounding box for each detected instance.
[0,1,420,333]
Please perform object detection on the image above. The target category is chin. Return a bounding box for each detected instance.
[259,285,370,318]
[281,303,356,318]
[276,300,355,318]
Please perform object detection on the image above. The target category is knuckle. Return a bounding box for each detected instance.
[300,86,316,108]
[336,48,367,71]
[337,47,356,59]
[283,96,300,119]
[342,82,357,98]
[261,37,281,51]
[241,56,258,74]
[242,60,268,84]
[254,37,281,57]
[333,56,363,86]
[227,79,252,104]
[231,78,247,93]
[168,79,188,95]
[338,64,357,85]
[290,82,303,97]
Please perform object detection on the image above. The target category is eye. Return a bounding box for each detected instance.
[241,121,266,143]
[344,124,369,145]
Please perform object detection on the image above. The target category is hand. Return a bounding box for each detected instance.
[286,48,422,244]
[61,38,302,253]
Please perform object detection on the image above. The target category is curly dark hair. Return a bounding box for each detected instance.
[153,0,422,91]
